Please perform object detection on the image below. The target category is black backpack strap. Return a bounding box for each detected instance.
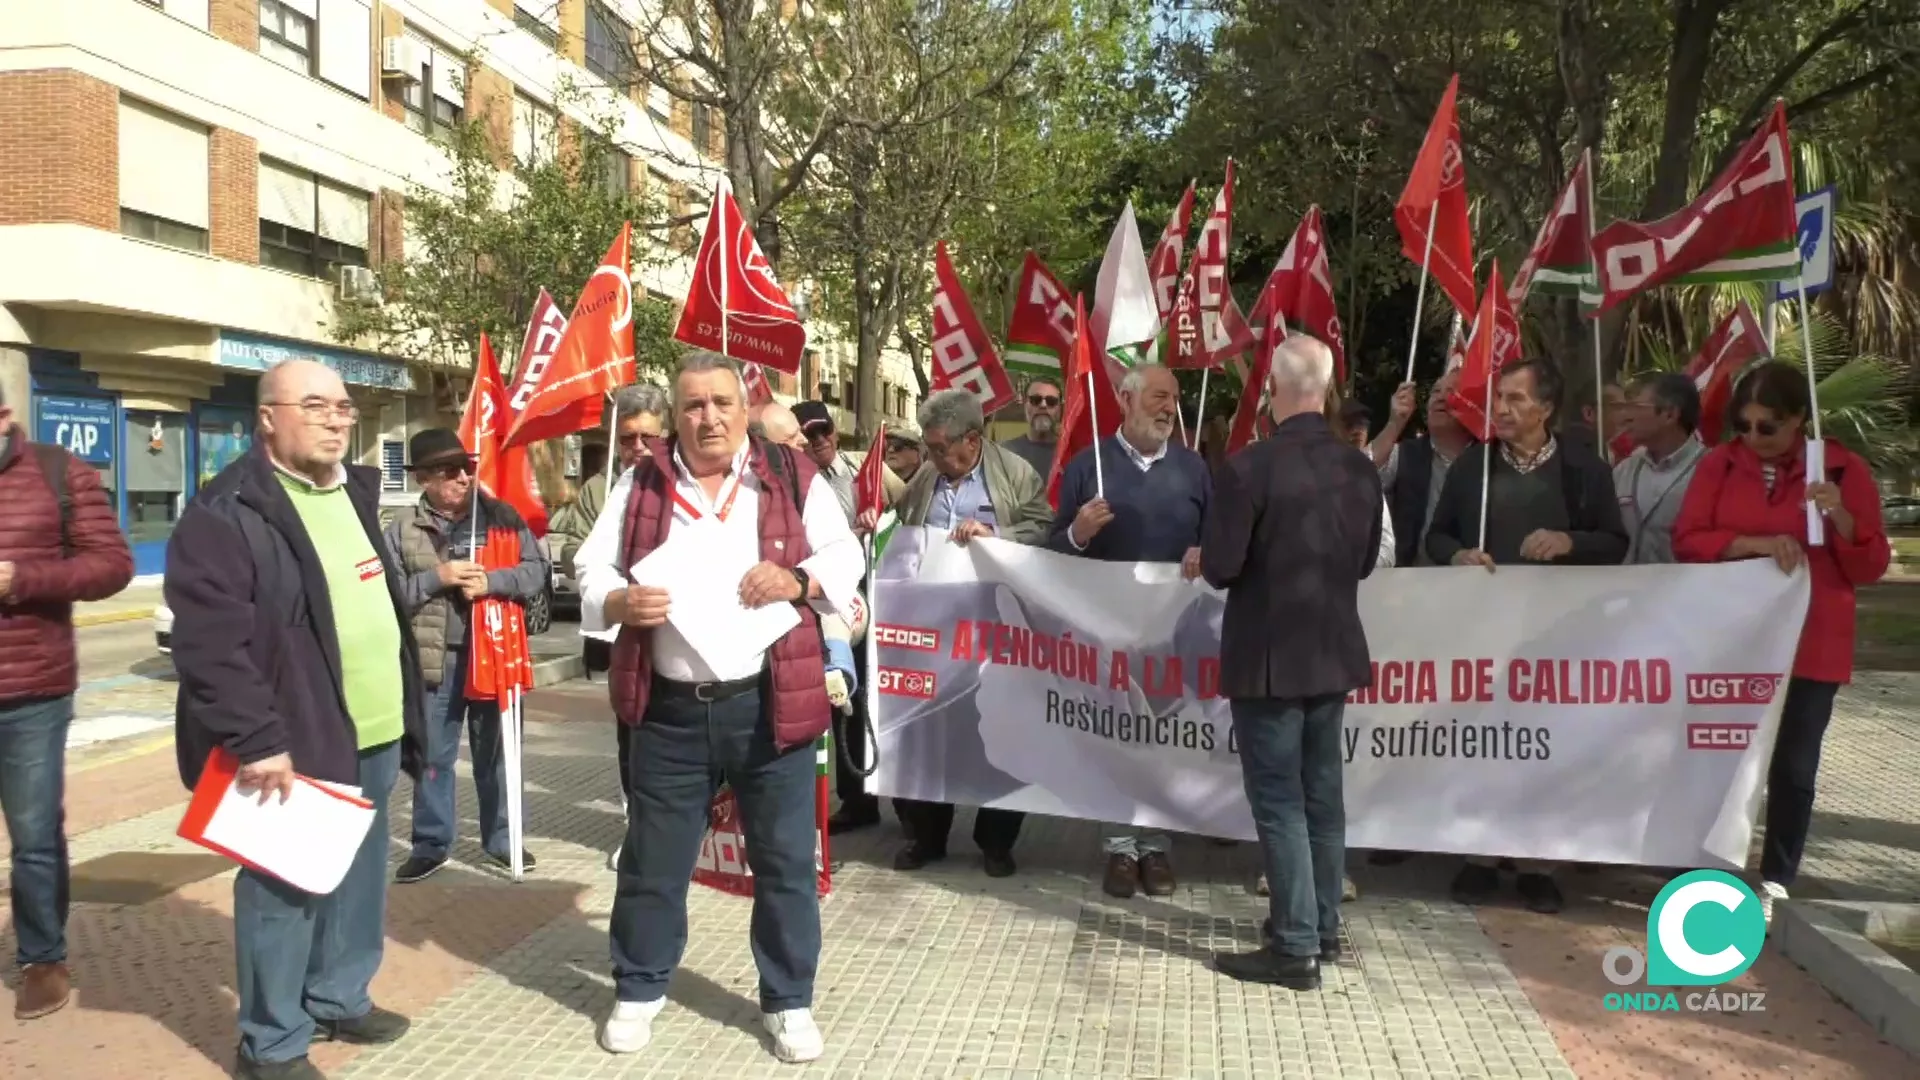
[28,443,73,557]
[759,438,804,507]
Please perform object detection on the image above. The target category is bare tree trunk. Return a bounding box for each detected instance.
[1642,0,1730,219]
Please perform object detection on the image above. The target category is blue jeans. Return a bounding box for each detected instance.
[409,649,507,860]
[0,695,71,966]
[610,682,819,1011]
[234,740,400,1064]
[1231,695,1346,958]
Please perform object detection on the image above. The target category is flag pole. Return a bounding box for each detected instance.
[1476,360,1495,551]
[506,686,524,882]
[718,178,730,362]
[1191,368,1211,452]
[1583,148,1609,464]
[1403,201,1440,384]
[1793,274,1825,547]
[601,391,618,504]
[1087,363,1106,498]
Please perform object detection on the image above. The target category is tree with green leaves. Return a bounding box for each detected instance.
[332,98,675,501]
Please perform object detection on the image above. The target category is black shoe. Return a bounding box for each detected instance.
[982,849,1017,878]
[1516,872,1565,914]
[893,842,946,871]
[393,855,446,884]
[1450,863,1500,905]
[1217,948,1321,990]
[1367,850,1411,866]
[486,849,537,871]
[1261,919,1341,965]
[827,803,882,836]
[313,1005,410,1045]
[236,1057,325,1080]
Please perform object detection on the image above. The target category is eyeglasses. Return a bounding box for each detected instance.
[420,462,474,481]
[617,432,647,446]
[267,399,359,423]
[1028,394,1060,407]
[1734,418,1782,437]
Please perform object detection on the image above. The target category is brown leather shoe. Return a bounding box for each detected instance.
[15,962,71,1020]
[1102,853,1139,898]
[1138,852,1176,897]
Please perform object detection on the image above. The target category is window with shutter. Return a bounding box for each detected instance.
[258,158,369,279]
[118,99,210,252]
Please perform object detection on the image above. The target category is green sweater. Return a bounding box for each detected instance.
[277,471,405,750]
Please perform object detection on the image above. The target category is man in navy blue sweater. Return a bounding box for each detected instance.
[1049,363,1210,898]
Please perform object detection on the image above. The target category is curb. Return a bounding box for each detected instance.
[75,608,153,629]
[1773,899,1920,1060]
[531,653,584,688]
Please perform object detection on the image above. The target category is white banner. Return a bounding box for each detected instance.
[868,529,1812,868]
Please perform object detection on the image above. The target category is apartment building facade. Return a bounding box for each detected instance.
[0,0,920,575]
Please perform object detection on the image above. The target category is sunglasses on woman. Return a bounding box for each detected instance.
[1734,418,1781,438]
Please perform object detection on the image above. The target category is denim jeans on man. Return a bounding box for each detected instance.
[610,681,819,1011]
[409,647,507,860]
[1231,694,1346,957]
[234,740,400,1065]
[0,695,72,967]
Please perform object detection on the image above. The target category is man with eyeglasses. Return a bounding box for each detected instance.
[384,429,548,885]
[1000,378,1062,480]
[891,389,1053,876]
[1613,372,1706,565]
[166,359,429,1079]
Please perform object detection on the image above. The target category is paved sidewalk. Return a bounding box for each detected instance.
[3,676,1916,1078]
[73,583,164,628]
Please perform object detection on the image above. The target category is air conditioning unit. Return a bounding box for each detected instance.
[380,37,419,80]
[337,264,379,302]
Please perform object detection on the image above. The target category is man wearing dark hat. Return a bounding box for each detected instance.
[382,428,548,883]
[792,401,864,524]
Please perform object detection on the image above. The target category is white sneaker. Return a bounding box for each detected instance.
[763,1007,824,1063]
[1760,880,1789,926]
[599,997,666,1054]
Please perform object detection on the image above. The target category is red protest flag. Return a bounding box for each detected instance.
[1046,295,1122,508]
[742,362,775,407]
[929,242,1015,415]
[1510,150,1594,307]
[1148,182,1197,323]
[855,421,889,520]
[1166,161,1249,369]
[459,335,549,536]
[505,224,637,448]
[505,289,568,416]
[1226,269,1288,456]
[1395,75,1477,320]
[1262,206,1347,384]
[1005,251,1077,378]
[673,178,808,372]
[1588,102,1797,315]
[1687,301,1771,445]
[1447,262,1521,442]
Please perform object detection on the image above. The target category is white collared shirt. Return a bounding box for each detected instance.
[1114,432,1168,473]
[577,440,865,682]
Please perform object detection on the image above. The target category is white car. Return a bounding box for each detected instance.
[154,604,173,653]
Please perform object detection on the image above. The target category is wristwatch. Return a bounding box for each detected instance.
[790,567,812,601]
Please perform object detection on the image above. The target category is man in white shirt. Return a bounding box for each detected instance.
[574,353,864,1065]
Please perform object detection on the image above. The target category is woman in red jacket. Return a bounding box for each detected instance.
[1671,361,1891,921]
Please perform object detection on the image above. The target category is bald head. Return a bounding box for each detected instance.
[258,359,355,483]
[752,402,806,450]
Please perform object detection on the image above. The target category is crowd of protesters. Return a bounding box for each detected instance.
[0,340,1892,1074]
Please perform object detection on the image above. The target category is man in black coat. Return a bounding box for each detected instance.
[1201,336,1382,992]
[166,359,427,1080]
[1424,356,1628,915]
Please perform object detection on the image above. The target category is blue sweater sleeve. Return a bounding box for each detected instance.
[1048,452,1090,553]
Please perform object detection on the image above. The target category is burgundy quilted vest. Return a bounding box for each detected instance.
[608,436,830,751]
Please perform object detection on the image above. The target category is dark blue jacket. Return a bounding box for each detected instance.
[1048,435,1211,563]
[166,443,427,789]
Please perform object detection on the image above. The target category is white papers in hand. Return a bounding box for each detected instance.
[183,768,376,895]
[631,522,800,673]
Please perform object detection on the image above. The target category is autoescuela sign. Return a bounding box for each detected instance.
[216,330,414,392]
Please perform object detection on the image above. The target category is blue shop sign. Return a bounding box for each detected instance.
[35,395,116,465]
[217,331,415,392]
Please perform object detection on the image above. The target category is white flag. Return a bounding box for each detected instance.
[1091,202,1161,353]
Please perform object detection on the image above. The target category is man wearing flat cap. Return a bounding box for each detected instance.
[382,428,548,884]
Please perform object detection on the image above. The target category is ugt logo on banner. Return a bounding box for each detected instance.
[1600,870,1768,1014]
